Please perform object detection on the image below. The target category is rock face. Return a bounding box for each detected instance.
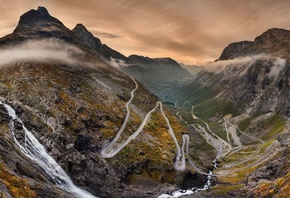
[219,28,290,60]
[0,7,197,198]
[13,7,67,34]
[219,41,254,60]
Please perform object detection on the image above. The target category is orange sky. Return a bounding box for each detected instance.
[1,0,290,65]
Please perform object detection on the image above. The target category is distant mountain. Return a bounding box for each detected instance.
[70,19,193,96]
[121,55,192,96]
[179,63,203,76]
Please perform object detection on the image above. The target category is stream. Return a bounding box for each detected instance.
[0,101,97,198]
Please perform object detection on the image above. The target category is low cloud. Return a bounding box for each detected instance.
[204,54,286,78]
[204,54,269,72]
[92,31,120,39]
[269,58,286,78]
[108,57,130,68]
[0,39,83,67]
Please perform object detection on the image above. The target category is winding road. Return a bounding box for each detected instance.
[100,77,193,172]
[187,101,231,157]
[100,77,138,157]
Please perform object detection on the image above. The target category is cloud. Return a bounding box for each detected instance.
[0,39,83,67]
[269,58,286,78]
[2,0,290,64]
[108,57,130,68]
[92,31,120,39]
[204,54,269,73]
[204,54,287,79]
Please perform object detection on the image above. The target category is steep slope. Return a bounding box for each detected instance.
[168,28,290,197]
[0,7,199,198]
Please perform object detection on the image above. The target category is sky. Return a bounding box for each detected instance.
[0,0,290,65]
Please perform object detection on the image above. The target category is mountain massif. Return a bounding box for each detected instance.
[0,7,199,198]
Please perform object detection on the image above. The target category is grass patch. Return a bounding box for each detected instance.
[212,184,244,195]
[261,114,285,140]
[258,139,276,154]
[0,163,36,197]
[208,122,227,141]
[238,117,252,131]
[219,165,258,184]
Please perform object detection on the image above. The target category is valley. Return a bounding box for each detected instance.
[0,6,289,198]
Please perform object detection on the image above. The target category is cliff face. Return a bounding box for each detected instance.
[0,7,195,198]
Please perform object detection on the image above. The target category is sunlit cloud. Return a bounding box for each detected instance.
[0,0,290,64]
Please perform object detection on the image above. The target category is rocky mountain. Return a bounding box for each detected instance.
[168,28,290,197]
[0,7,204,198]
[219,28,290,60]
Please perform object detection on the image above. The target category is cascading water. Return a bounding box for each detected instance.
[0,101,97,198]
[158,160,217,198]
[157,148,217,198]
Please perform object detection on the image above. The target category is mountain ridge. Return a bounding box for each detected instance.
[219,28,290,60]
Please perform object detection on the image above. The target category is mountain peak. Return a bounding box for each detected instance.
[72,23,103,53]
[72,23,92,36]
[73,23,87,31]
[36,6,49,15]
[13,6,66,34]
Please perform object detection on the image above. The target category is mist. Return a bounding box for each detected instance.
[269,57,286,78]
[204,54,269,72]
[0,39,83,67]
[108,57,130,68]
[204,54,286,78]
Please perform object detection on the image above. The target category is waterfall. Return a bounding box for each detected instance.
[0,101,97,198]
[158,166,215,198]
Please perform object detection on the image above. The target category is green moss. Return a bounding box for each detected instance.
[261,114,285,140]
[238,117,252,131]
[208,122,227,141]
[258,139,276,154]
[212,184,244,195]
